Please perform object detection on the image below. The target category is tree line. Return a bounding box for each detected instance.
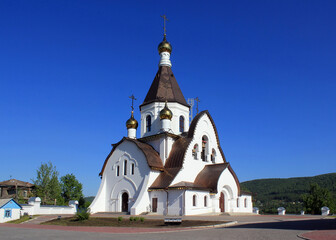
[31,162,85,207]
[241,173,336,214]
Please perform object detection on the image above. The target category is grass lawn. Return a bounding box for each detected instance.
[7,215,34,224]
[42,217,227,228]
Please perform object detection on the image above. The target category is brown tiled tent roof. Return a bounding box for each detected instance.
[140,66,189,108]
[99,137,164,176]
[0,179,34,188]
[194,163,229,193]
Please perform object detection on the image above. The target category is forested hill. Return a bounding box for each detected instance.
[240,173,336,213]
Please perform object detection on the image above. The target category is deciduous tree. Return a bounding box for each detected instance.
[32,162,62,205]
[60,173,83,203]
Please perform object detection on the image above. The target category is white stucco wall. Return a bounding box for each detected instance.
[172,114,224,185]
[0,209,21,223]
[90,140,160,215]
[20,197,78,216]
[184,190,212,215]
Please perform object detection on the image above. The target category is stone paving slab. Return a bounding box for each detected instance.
[299,230,336,240]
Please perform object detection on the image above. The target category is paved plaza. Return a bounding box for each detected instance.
[0,214,335,240]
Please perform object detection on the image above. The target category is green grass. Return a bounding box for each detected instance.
[7,215,33,224]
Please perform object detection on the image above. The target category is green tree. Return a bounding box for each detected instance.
[60,173,83,204]
[302,183,334,214]
[32,162,62,205]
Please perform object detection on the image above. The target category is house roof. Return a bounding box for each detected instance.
[140,66,189,108]
[99,137,164,176]
[0,179,34,188]
[0,198,22,209]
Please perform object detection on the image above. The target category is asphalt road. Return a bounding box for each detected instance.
[0,216,335,240]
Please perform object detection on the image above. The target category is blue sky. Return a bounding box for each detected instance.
[1,0,335,196]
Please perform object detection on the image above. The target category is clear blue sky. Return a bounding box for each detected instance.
[1,0,335,197]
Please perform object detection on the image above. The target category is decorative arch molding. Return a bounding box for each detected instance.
[116,152,138,167]
[110,177,137,200]
[222,184,234,200]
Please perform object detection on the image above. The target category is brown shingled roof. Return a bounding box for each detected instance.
[99,137,164,176]
[0,179,34,188]
[194,163,229,193]
[140,66,189,108]
[149,137,191,190]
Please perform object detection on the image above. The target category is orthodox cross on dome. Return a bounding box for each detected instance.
[129,94,137,111]
[161,15,168,36]
[195,97,200,114]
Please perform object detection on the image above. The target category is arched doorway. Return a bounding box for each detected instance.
[122,192,129,212]
[219,192,225,212]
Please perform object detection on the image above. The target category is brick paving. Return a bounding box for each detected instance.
[299,230,336,240]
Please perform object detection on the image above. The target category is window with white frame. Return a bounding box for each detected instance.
[4,210,11,218]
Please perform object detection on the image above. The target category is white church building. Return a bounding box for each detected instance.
[89,33,253,216]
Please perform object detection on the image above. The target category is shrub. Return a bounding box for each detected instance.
[75,208,90,221]
[129,217,134,221]
[134,217,139,222]
[117,216,123,222]
[140,217,145,222]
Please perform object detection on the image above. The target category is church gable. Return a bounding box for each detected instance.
[99,137,163,177]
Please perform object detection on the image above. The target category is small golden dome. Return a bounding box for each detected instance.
[126,111,138,129]
[160,102,173,120]
[158,34,172,54]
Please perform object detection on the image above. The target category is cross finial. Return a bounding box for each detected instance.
[195,97,200,114]
[161,15,168,36]
[129,94,137,111]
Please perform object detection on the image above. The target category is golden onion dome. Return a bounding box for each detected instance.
[158,34,172,54]
[160,102,173,120]
[126,111,138,129]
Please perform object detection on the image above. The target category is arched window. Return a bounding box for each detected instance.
[204,196,207,207]
[244,198,247,208]
[124,160,127,175]
[201,136,208,162]
[192,144,198,160]
[211,149,216,163]
[146,115,151,132]
[192,195,197,207]
[116,166,120,176]
[179,116,185,132]
[131,163,135,175]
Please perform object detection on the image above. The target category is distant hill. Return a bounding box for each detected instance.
[241,173,336,214]
[84,196,95,203]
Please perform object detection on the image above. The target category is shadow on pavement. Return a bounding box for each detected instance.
[227,219,336,231]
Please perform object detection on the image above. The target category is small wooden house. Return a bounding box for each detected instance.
[0,198,22,223]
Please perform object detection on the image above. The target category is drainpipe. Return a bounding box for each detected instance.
[164,189,169,216]
[183,189,186,216]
